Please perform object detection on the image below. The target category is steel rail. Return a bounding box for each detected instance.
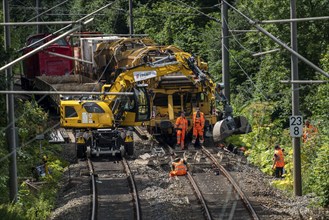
[168,151,212,220]
[201,147,259,220]
[87,158,97,220]
[186,172,212,220]
[122,158,141,220]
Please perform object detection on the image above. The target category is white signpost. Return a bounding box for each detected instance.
[289,115,303,137]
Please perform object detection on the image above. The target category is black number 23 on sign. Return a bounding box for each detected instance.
[289,116,303,137]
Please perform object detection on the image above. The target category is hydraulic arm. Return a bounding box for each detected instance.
[60,51,251,158]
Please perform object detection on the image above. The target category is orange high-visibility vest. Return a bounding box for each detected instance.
[193,111,205,128]
[274,149,285,168]
[172,159,187,175]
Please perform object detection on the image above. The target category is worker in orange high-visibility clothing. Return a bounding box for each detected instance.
[302,119,318,143]
[191,108,205,147]
[272,145,285,178]
[175,111,188,150]
[169,155,188,177]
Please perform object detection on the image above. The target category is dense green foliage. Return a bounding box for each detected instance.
[0,0,328,216]
[0,98,67,219]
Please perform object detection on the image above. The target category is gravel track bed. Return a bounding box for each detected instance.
[50,141,329,220]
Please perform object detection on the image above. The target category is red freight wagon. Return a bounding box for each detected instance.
[21,33,73,90]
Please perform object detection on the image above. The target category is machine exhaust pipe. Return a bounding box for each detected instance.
[212,116,252,143]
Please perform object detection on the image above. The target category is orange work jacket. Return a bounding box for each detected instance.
[175,116,188,131]
[302,124,318,142]
[193,111,205,128]
[274,149,285,168]
[172,159,187,175]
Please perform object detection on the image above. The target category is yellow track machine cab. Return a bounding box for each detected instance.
[60,85,150,158]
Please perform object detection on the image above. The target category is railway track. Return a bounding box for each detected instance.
[86,156,141,220]
[201,146,259,219]
[69,137,261,220]
[167,142,259,220]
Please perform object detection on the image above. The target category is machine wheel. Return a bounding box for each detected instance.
[125,142,134,156]
[86,146,91,158]
[76,144,86,158]
[120,145,126,157]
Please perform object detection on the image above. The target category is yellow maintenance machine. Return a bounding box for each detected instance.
[60,42,251,158]
[93,38,216,141]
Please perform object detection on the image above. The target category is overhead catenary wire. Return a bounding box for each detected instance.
[25,0,69,23]
[220,2,297,99]
[222,43,268,101]
[0,17,94,74]
[0,1,130,165]
[164,0,269,100]
[221,0,329,79]
[12,0,69,32]
[18,1,117,52]
[221,2,321,90]
[1,1,119,73]
[221,12,256,54]
[170,0,221,23]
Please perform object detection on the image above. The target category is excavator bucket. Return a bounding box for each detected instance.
[212,116,252,143]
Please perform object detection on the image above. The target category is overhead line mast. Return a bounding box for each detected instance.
[129,0,134,37]
[3,0,18,203]
[222,0,329,79]
[222,0,329,196]
[1,1,116,203]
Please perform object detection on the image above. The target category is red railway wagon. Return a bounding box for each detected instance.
[21,33,74,90]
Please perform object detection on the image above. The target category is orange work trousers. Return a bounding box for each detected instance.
[192,124,204,144]
[177,129,186,149]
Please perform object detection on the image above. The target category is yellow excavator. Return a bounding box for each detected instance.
[93,38,217,144]
[60,51,251,158]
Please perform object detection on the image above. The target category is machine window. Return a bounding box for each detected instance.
[124,96,135,111]
[135,87,150,121]
[54,38,68,46]
[83,102,105,113]
[28,37,44,47]
[65,106,78,118]
[153,93,168,106]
